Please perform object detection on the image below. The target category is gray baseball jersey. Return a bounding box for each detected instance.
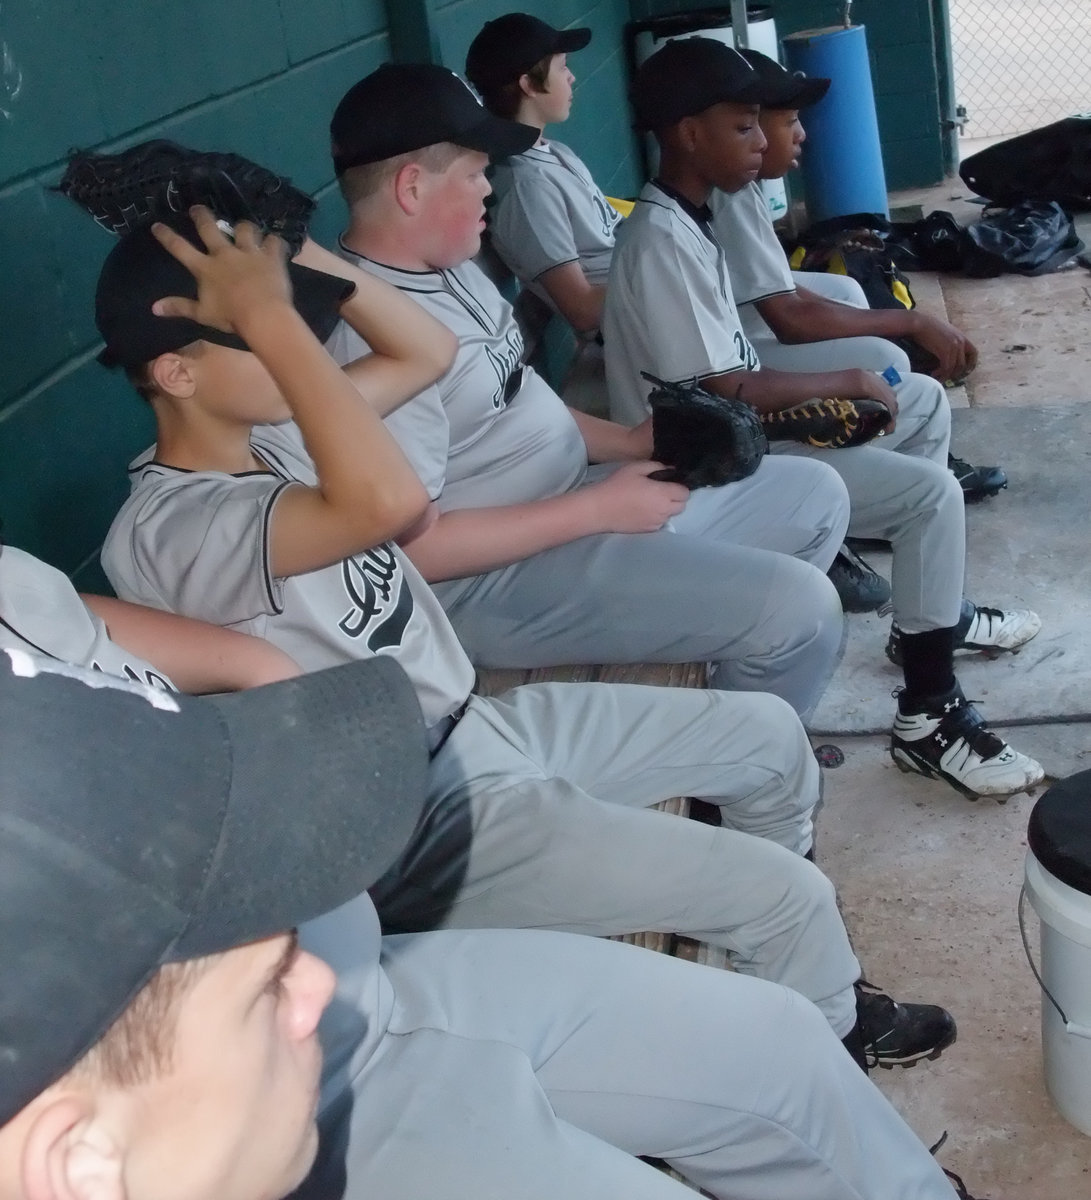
[0,546,174,690]
[101,423,474,727]
[709,181,795,343]
[610,187,964,636]
[602,180,760,427]
[329,247,587,512]
[488,139,621,290]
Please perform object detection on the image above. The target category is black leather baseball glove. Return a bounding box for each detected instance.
[642,372,767,489]
[760,396,890,449]
[56,139,315,254]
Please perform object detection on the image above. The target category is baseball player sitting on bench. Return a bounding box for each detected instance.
[708,48,1007,505]
[464,15,998,613]
[603,38,1043,802]
[96,206,957,1079]
[325,61,850,719]
[0,659,988,1200]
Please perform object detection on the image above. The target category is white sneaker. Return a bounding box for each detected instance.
[891,689,1045,800]
[959,604,1041,653]
[886,601,1041,665]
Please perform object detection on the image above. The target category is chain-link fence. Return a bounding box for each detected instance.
[950,0,1091,140]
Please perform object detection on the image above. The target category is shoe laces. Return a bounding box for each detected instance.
[853,979,898,1067]
[934,696,1007,760]
[929,1133,990,1200]
[834,546,879,583]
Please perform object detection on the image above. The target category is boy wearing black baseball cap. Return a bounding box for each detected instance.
[0,649,428,1200]
[708,48,1006,502]
[464,13,620,334]
[603,37,1043,801]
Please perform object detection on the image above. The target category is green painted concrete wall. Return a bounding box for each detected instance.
[0,0,949,587]
[1,0,391,586]
[1,0,642,587]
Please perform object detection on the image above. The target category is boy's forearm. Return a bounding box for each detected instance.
[82,594,301,693]
[397,493,602,582]
[567,408,652,461]
[760,288,911,346]
[237,305,430,550]
[702,365,869,414]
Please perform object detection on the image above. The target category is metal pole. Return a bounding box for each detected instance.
[730,0,750,48]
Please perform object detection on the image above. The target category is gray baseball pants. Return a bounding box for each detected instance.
[751,288,964,632]
[742,270,915,377]
[435,454,850,716]
[301,899,961,1200]
[370,682,860,1035]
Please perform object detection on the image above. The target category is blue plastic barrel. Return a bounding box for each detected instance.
[783,25,888,220]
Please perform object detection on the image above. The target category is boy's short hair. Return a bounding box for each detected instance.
[337,142,467,207]
[0,651,428,1124]
[475,55,552,120]
[465,13,589,107]
[72,958,208,1087]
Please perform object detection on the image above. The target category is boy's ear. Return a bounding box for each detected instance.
[149,351,199,400]
[20,1096,126,1200]
[392,161,426,216]
[517,72,537,100]
[676,114,701,155]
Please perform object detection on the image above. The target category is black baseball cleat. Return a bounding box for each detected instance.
[828,545,890,613]
[890,685,1045,801]
[855,980,957,1069]
[948,453,1007,503]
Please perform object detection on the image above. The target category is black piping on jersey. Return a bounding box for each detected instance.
[649,180,718,247]
[0,613,173,690]
[739,285,796,306]
[636,192,719,262]
[0,612,52,658]
[530,256,580,282]
[341,241,502,339]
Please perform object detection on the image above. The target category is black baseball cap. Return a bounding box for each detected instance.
[95,213,354,370]
[632,37,767,131]
[465,13,591,94]
[0,649,429,1123]
[330,63,538,174]
[740,48,831,109]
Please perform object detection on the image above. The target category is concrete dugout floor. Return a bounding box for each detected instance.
[813,181,1091,1197]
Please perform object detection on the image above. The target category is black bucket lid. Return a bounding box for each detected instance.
[1027,770,1091,896]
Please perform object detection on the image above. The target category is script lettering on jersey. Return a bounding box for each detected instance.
[592,190,622,240]
[733,330,759,371]
[484,328,524,410]
[91,659,176,693]
[339,544,414,650]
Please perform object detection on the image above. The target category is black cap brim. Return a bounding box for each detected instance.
[175,657,429,956]
[557,27,592,54]
[456,110,539,159]
[760,74,831,109]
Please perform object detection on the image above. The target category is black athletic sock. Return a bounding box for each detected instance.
[804,847,815,863]
[841,1020,869,1073]
[897,626,957,708]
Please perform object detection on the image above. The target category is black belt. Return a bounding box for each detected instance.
[427,697,470,756]
[502,365,524,405]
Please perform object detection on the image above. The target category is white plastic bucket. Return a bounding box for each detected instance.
[1022,850,1091,1135]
